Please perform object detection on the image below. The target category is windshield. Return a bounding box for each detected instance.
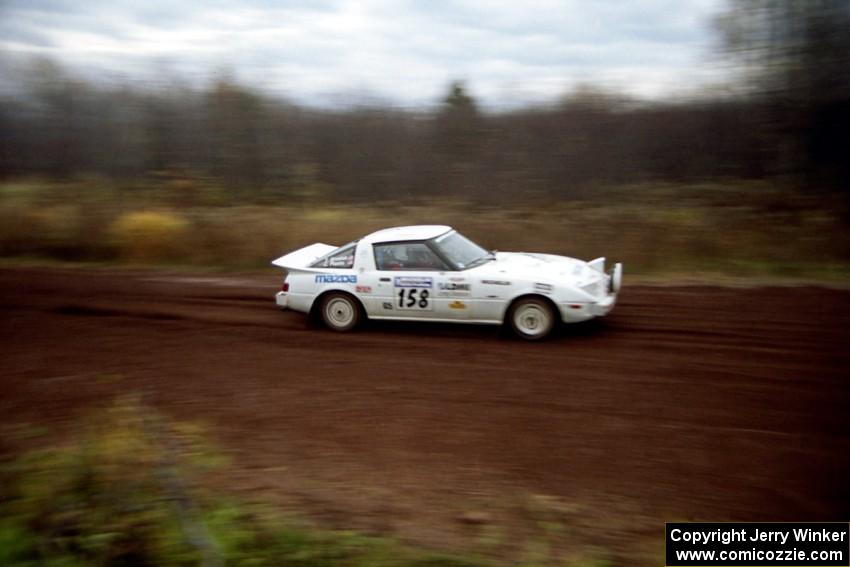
[431,231,492,270]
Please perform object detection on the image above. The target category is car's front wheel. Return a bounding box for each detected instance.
[507,297,556,340]
[319,292,361,332]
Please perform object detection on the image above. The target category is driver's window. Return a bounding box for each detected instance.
[374,243,447,271]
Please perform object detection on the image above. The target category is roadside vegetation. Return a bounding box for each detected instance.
[0,398,628,566]
[0,399,509,567]
[1,178,848,281]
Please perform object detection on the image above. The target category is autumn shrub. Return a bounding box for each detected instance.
[110,210,190,263]
[0,399,219,566]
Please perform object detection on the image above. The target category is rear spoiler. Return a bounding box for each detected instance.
[271,243,337,272]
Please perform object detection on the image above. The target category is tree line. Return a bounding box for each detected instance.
[1,0,847,201]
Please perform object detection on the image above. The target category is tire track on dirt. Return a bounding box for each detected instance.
[1,267,848,562]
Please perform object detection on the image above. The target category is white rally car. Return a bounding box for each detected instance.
[272,225,622,340]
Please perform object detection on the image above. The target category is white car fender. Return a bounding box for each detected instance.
[558,285,598,303]
[308,286,361,313]
[289,271,361,314]
[497,283,560,319]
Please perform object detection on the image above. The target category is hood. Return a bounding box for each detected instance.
[471,252,596,284]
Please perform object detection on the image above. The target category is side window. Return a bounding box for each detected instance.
[312,244,356,269]
[374,242,448,271]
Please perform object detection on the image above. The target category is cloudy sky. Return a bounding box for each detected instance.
[0,0,726,107]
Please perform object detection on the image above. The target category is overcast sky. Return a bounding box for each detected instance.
[0,0,726,108]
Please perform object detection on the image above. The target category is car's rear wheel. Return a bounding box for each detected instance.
[319,292,361,332]
[507,297,556,340]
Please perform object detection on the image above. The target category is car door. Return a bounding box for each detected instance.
[366,241,468,320]
[432,274,473,319]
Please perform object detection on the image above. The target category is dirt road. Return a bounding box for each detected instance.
[1,267,848,560]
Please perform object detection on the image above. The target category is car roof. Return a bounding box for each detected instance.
[363,225,453,244]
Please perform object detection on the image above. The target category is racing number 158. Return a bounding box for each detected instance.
[398,288,429,309]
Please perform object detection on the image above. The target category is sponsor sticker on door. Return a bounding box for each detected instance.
[394,276,433,288]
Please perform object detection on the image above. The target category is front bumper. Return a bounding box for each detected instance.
[558,293,618,323]
[275,291,289,309]
[589,293,617,316]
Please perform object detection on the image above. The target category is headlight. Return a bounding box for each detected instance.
[609,263,623,293]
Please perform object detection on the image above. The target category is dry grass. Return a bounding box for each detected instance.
[110,211,190,262]
[1,179,848,279]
